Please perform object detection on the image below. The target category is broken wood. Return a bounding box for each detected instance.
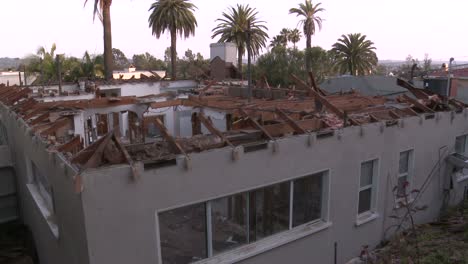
[198,113,233,147]
[238,109,274,141]
[153,118,186,155]
[275,108,307,134]
[401,94,435,113]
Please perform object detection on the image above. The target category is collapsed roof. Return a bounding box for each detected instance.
[0,76,465,181]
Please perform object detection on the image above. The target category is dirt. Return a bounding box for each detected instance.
[371,200,468,264]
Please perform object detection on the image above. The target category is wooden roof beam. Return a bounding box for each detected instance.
[113,135,139,180]
[198,113,234,147]
[40,117,71,136]
[153,118,186,155]
[238,108,274,141]
[401,94,435,113]
[275,108,307,134]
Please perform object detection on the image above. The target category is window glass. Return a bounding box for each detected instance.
[455,135,466,154]
[399,151,410,174]
[358,188,372,214]
[249,182,290,241]
[397,175,408,197]
[211,193,248,255]
[159,203,207,264]
[360,161,373,187]
[293,173,323,227]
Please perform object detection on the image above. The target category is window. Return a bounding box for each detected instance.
[293,173,323,226]
[398,150,413,198]
[158,171,328,263]
[358,160,378,214]
[159,203,207,264]
[453,135,468,181]
[32,162,54,212]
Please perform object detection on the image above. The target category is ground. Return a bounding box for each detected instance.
[370,200,468,264]
[0,221,36,264]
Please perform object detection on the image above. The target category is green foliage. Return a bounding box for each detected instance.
[212,4,269,76]
[148,0,198,79]
[132,53,166,71]
[112,48,129,70]
[256,46,306,87]
[331,33,378,76]
[306,46,335,83]
[177,49,209,79]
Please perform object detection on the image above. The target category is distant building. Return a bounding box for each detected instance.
[0,71,36,86]
[320,76,422,98]
[113,66,166,80]
[424,67,468,103]
[210,42,237,66]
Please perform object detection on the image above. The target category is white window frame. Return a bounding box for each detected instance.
[454,135,468,182]
[396,149,414,205]
[356,159,379,226]
[155,170,331,264]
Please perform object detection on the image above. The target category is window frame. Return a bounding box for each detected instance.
[155,170,331,264]
[454,135,468,182]
[356,158,380,223]
[396,149,415,204]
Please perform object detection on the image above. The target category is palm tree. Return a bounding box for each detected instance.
[289,0,324,70]
[279,28,291,46]
[148,0,197,80]
[288,29,301,49]
[331,33,378,76]
[270,35,287,49]
[84,0,113,81]
[212,4,269,78]
[36,43,58,83]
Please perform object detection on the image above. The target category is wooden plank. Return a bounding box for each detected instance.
[113,135,139,180]
[396,78,430,100]
[40,117,71,136]
[275,108,307,134]
[401,94,435,113]
[30,112,50,126]
[57,136,83,153]
[238,109,274,140]
[369,114,380,122]
[150,99,183,109]
[308,71,327,96]
[198,113,233,147]
[388,110,401,119]
[263,118,322,137]
[153,118,186,155]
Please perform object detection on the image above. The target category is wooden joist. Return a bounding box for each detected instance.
[401,94,435,113]
[238,108,274,141]
[388,110,401,119]
[149,99,183,109]
[40,117,71,136]
[57,136,83,154]
[275,108,307,134]
[198,113,233,147]
[154,118,186,155]
[113,135,139,180]
[30,112,50,126]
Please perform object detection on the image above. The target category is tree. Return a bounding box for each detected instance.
[81,52,105,79]
[289,0,324,70]
[423,53,432,72]
[84,0,113,81]
[112,48,129,70]
[148,0,198,80]
[288,29,301,49]
[36,43,58,83]
[132,53,166,71]
[279,28,291,46]
[331,33,378,76]
[270,35,287,49]
[307,46,335,83]
[212,4,269,78]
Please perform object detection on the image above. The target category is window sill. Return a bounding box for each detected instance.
[26,184,59,239]
[194,220,332,264]
[355,212,379,227]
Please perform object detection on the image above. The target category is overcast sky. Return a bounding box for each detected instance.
[1,0,467,63]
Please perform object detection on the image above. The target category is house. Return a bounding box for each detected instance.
[1,79,468,264]
[320,76,424,98]
[424,67,468,103]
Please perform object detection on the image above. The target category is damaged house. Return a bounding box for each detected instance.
[0,76,468,264]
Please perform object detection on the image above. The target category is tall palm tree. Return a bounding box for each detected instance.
[270,35,287,49]
[279,28,291,46]
[148,0,197,80]
[289,0,324,70]
[331,33,378,76]
[288,29,301,49]
[84,0,113,81]
[212,4,269,78]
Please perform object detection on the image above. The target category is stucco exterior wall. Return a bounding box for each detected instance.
[0,103,90,264]
[79,110,468,264]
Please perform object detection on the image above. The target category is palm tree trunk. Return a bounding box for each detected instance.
[305,34,312,71]
[237,47,243,79]
[103,1,113,81]
[170,29,177,80]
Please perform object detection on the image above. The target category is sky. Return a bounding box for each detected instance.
[1,0,468,63]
